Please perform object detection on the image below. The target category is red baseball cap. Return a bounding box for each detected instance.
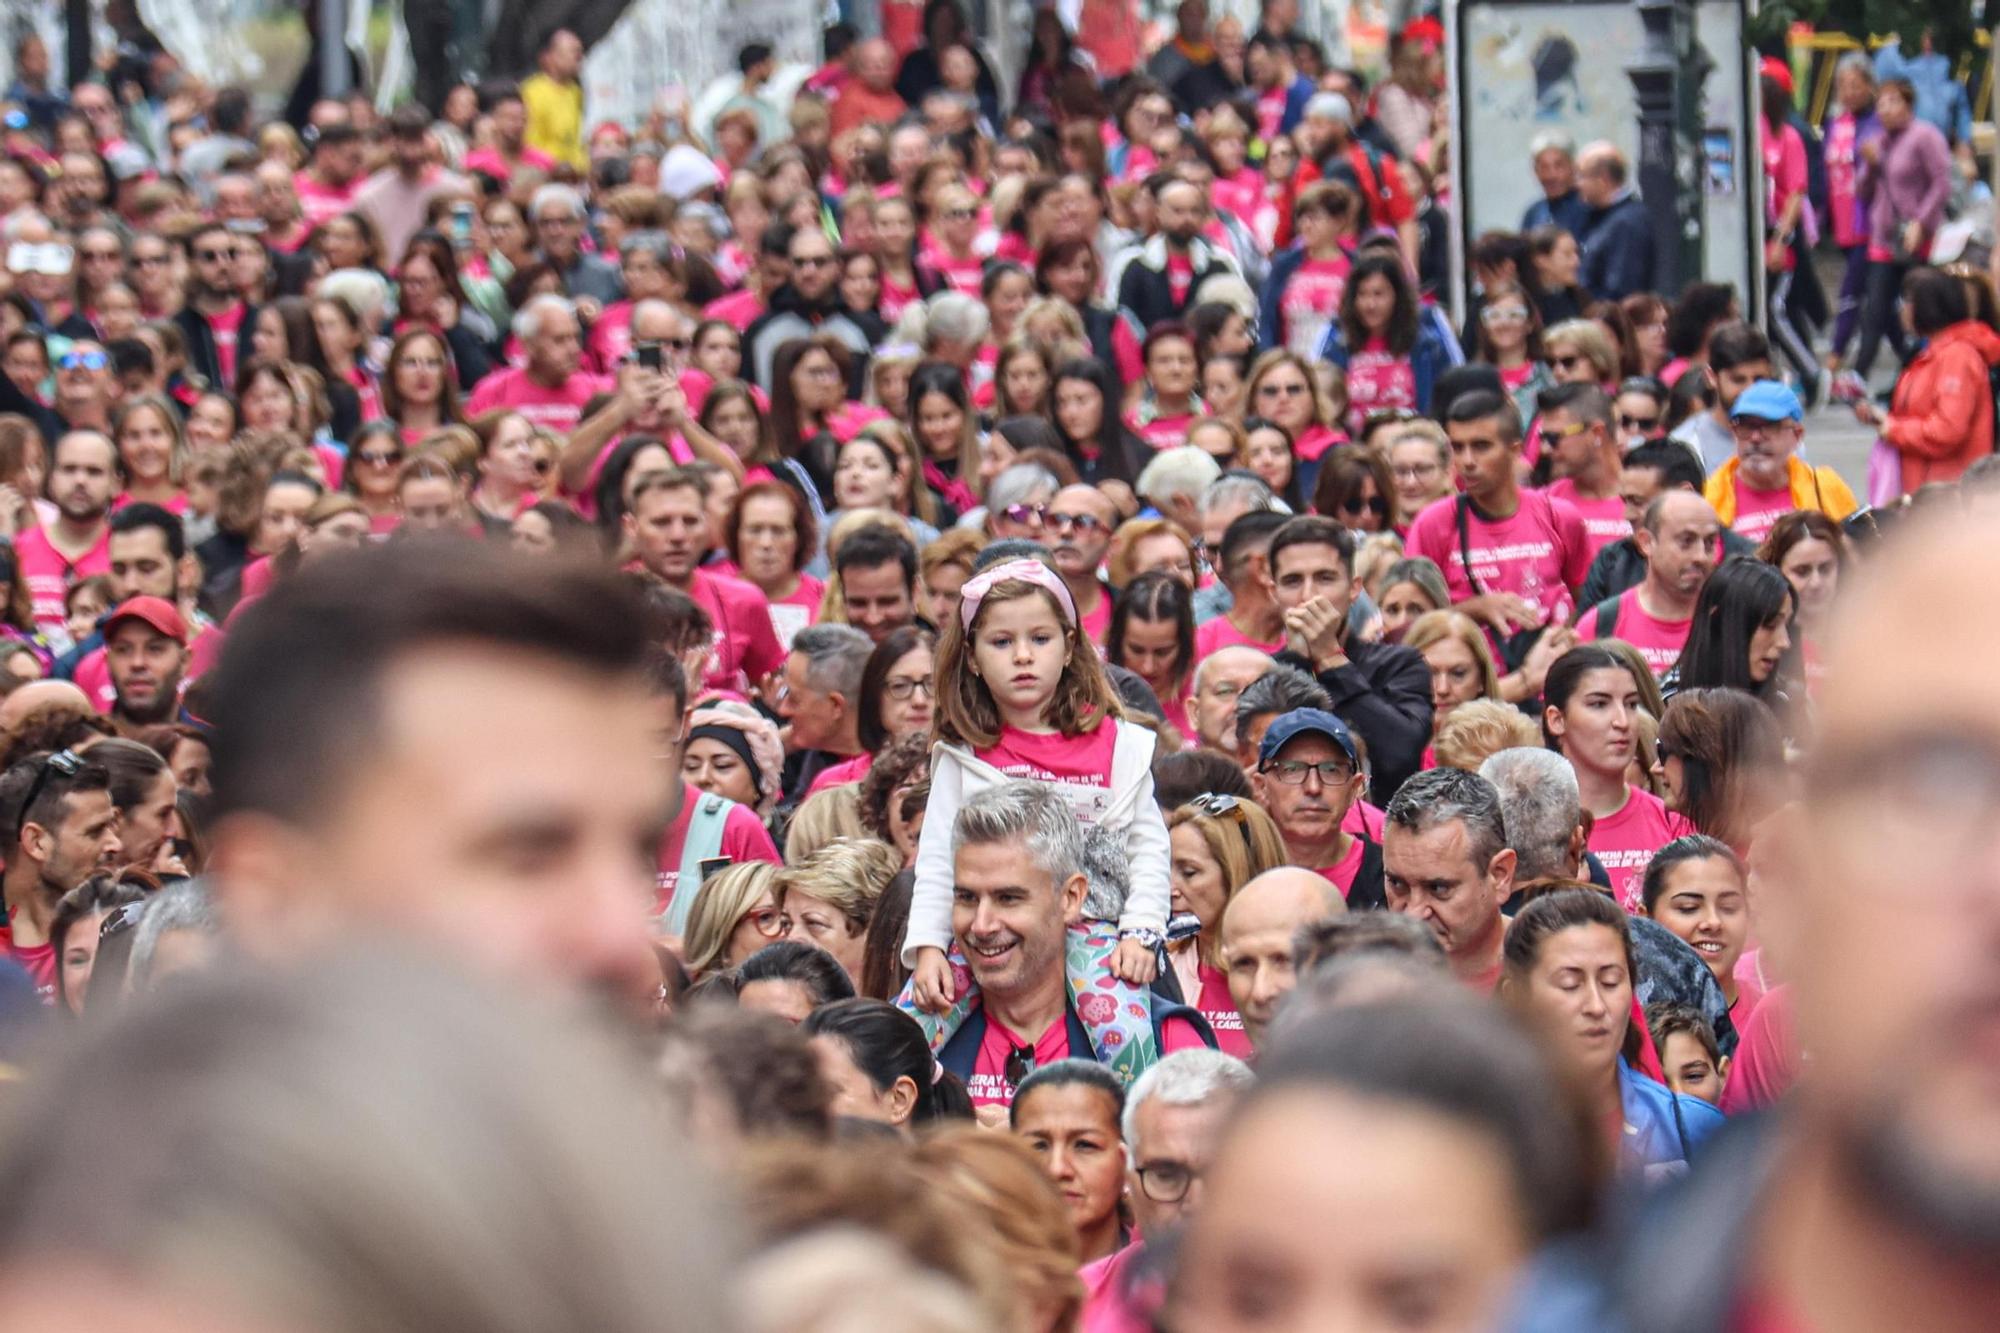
[1760,56,1795,98]
[103,596,187,644]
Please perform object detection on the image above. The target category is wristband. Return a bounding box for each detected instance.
[1120,927,1164,949]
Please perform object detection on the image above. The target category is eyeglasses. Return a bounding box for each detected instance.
[58,349,107,371]
[941,207,977,221]
[790,254,835,269]
[1257,380,1308,397]
[1260,757,1354,786]
[1046,512,1107,535]
[745,906,792,938]
[1000,503,1047,527]
[13,749,81,844]
[1135,1160,1200,1203]
[1480,305,1529,325]
[1392,461,1441,480]
[1342,493,1389,517]
[1188,792,1243,817]
[1538,421,1591,450]
[194,248,231,263]
[1619,413,1660,432]
[662,336,693,351]
[1005,1042,1036,1089]
[884,676,934,700]
[357,449,401,466]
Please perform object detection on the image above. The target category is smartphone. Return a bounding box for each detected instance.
[449,201,474,248]
[699,856,734,883]
[634,340,664,372]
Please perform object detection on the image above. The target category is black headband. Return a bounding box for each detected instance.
[686,724,760,789]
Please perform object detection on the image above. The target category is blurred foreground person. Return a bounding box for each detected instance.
[1172,996,1598,1331]
[201,543,670,1006]
[1513,512,2000,1330]
[0,947,737,1333]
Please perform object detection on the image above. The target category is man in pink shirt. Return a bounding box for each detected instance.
[1192,510,1290,659]
[15,430,115,639]
[291,122,365,227]
[1046,485,1117,642]
[1408,390,1592,648]
[1080,1048,1252,1333]
[354,104,469,260]
[465,293,610,433]
[1574,490,1720,677]
[1382,767,1517,992]
[1539,383,1632,560]
[625,469,784,696]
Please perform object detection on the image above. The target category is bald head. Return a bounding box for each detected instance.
[1220,866,1346,1049]
[0,680,93,734]
[855,38,896,89]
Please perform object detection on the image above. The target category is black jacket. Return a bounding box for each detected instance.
[1275,634,1434,806]
[174,300,261,392]
[1115,236,1237,332]
[743,284,874,394]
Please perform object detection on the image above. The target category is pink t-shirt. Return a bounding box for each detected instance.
[14,525,109,635]
[1574,588,1691,677]
[652,793,781,918]
[1719,983,1797,1115]
[1588,786,1694,912]
[1317,836,1366,898]
[967,1010,1075,1108]
[1345,799,1385,842]
[1081,1242,1156,1333]
[1342,337,1418,433]
[879,272,921,324]
[462,143,556,181]
[1279,255,1349,358]
[977,723,1117,820]
[702,288,766,333]
[1211,168,1262,225]
[1544,479,1632,560]
[687,566,788,694]
[293,170,358,227]
[920,245,984,295]
[1760,122,1809,270]
[1164,251,1194,307]
[1128,411,1194,451]
[1194,965,1251,1058]
[805,751,873,798]
[1294,422,1344,464]
[1406,491,1591,632]
[1193,614,1285,660]
[1730,483,1795,543]
[463,365,612,434]
[1824,113,1866,248]
[1077,583,1113,645]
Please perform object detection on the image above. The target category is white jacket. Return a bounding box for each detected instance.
[901,719,1172,966]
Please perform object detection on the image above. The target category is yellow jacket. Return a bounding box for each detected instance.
[1704,454,1858,530]
[520,73,586,172]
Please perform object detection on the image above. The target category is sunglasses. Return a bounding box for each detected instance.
[1551,354,1587,372]
[1619,413,1660,432]
[1539,421,1591,450]
[1363,408,1420,431]
[1000,503,1046,526]
[1005,1042,1037,1089]
[941,207,977,221]
[1655,739,1674,766]
[1258,380,1308,397]
[14,748,82,844]
[1188,792,1243,817]
[357,449,401,466]
[790,254,835,269]
[1342,493,1389,517]
[1046,512,1107,535]
[58,349,108,371]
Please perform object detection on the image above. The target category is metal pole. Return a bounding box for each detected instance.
[320,0,351,99]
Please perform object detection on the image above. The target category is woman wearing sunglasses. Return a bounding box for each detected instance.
[1164,795,1290,1056]
[340,421,405,535]
[1310,447,1397,536]
[1244,348,1345,498]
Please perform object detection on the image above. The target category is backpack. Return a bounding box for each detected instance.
[1589,592,1623,640]
[1320,140,1396,228]
[660,792,736,937]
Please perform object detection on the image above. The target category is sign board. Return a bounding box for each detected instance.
[584,0,823,129]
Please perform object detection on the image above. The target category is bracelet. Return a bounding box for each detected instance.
[1119,927,1164,949]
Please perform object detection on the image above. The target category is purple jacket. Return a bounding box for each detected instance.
[1858,117,1952,254]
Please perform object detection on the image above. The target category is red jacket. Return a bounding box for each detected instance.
[1883,319,2000,489]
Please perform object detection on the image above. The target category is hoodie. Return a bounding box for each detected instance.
[1881,318,2000,489]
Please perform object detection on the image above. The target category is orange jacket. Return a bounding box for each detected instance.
[1882,319,2000,489]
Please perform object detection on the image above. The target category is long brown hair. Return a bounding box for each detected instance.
[932,580,1121,749]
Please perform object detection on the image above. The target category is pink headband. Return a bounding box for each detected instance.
[958,558,1077,630]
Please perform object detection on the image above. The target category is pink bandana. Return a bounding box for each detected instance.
[958,558,1078,630]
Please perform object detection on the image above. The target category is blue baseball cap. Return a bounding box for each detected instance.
[1258,708,1359,767]
[1727,379,1803,424]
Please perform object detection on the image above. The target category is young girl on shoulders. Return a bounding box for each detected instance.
[905,557,1168,1009]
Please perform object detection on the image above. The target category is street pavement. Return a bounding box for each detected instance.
[1803,397,1875,496]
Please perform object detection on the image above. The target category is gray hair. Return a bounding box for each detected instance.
[1833,51,1874,85]
[1199,473,1276,521]
[630,297,691,338]
[319,267,390,331]
[127,877,219,991]
[1136,447,1223,509]
[1122,1049,1254,1144]
[1192,273,1256,320]
[530,182,588,222]
[792,623,874,699]
[951,780,1085,894]
[1234,664,1331,737]
[512,291,577,341]
[924,291,990,348]
[1378,557,1449,610]
[985,462,1060,517]
[1078,823,1129,921]
[1478,748,1582,882]
[1384,767,1509,870]
[1528,130,1575,159]
[619,230,677,266]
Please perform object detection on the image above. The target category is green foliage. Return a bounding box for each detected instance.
[1748,0,1981,59]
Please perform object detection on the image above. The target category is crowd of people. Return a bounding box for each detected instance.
[0,5,1992,1331]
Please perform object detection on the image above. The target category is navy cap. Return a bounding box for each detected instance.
[1258,707,1359,767]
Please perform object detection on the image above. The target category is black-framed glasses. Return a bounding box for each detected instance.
[1135,1160,1199,1203]
[1619,413,1660,432]
[1261,758,1354,786]
[790,253,835,269]
[14,749,81,844]
[884,676,934,700]
[1655,739,1674,767]
[1005,1042,1036,1089]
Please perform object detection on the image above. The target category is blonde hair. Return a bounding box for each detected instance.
[785,783,866,863]
[1106,515,1196,589]
[775,836,901,934]
[933,576,1121,750]
[921,527,984,586]
[1433,699,1543,772]
[1352,531,1406,596]
[1543,319,1620,383]
[681,860,778,978]
[1167,801,1289,964]
[1405,610,1502,704]
[1246,349,1336,431]
[910,1128,1083,1333]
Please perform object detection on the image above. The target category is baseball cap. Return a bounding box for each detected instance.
[1257,708,1359,767]
[1727,379,1803,424]
[1759,55,1794,98]
[1303,92,1352,125]
[103,596,186,644]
